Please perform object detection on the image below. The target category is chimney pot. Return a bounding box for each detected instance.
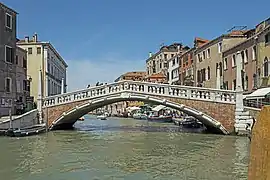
[149,52,152,58]
[25,36,29,43]
[33,33,38,42]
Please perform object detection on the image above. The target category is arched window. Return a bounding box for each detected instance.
[264,57,269,77]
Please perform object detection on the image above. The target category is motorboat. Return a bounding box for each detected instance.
[97,114,107,120]
[133,113,148,120]
[180,116,203,128]
[78,116,85,121]
[5,125,46,137]
[147,115,173,123]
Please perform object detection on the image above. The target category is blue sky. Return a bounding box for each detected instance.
[3,0,270,90]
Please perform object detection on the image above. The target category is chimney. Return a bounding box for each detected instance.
[25,36,29,43]
[33,33,38,42]
[149,52,152,58]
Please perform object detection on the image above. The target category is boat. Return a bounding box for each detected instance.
[147,115,173,123]
[180,116,203,128]
[133,113,148,120]
[5,125,46,137]
[97,114,107,120]
[78,116,85,121]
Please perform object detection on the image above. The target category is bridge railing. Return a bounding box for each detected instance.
[43,80,237,107]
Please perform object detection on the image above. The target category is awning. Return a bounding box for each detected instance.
[245,87,270,100]
[152,105,166,112]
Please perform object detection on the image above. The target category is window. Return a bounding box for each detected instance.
[244,49,248,63]
[241,51,245,63]
[263,57,269,77]
[232,54,236,67]
[207,66,210,80]
[233,79,236,90]
[218,42,222,53]
[23,58,27,68]
[5,78,12,93]
[37,47,41,54]
[207,49,210,58]
[171,54,174,58]
[164,54,167,60]
[159,63,162,69]
[28,48,32,54]
[15,55,18,65]
[5,13,12,29]
[203,51,206,59]
[252,46,256,60]
[224,58,228,70]
[5,46,14,63]
[219,62,223,76]
[245,76,248,90]
[265,33,270,44]
[172,59,175,66]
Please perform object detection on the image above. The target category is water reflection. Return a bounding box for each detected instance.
[0,115,249,180]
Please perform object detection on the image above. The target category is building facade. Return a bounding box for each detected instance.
[167,54,180,85]
[194,31,248,89]
[223,29,257,92]
[17,34,68,102]
[15,46,32,113]
[255,18,270,88]
[0,3,18,116]
[146,43,184,78]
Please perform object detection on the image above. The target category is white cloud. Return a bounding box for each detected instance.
[66,58,146,91]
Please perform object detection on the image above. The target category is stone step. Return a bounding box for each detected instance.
[235,111,250,116]
[235,115,253,120]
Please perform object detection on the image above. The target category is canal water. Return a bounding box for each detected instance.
[0,115,250,180]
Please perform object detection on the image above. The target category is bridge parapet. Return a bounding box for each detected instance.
[43,80,237,108]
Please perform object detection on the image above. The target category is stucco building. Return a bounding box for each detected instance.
[167,46,190,85]
[146,43,184,81]
[255,18,270,88]
[194,30,248,89]
[15,46,32,113]
[222,29,257,92]
[0,3,18,116]
[17,34,68,102]
[222,18,270,92]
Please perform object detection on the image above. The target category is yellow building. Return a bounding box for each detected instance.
[254,18,270,87]
[17,33,68,103]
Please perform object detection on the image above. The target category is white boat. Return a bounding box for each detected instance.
[132,113,148,120]
[97,114,107,120]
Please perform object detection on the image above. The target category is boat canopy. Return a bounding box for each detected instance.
[245,87,270,100]
[152,105,166,112]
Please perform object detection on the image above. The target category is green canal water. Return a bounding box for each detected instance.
[0,115,250,180]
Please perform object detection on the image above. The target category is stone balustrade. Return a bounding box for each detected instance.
[43,80,237,108]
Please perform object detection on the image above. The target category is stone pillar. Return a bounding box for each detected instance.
[61,78,64,94]
[235,51,244,111]
[234,51,251,135]
[216,64,221,89]
[37,69,43,124]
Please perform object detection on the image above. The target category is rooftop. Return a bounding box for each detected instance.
[0,2,18,14]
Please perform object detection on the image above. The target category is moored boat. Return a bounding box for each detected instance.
[5,125,46,137]
[133,113,148,120]
[147,115,173,123]
[180,116,203,128]
[78,116,85,121]
[97,114,107,120]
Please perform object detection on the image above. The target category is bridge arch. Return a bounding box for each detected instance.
[49,92,229,134]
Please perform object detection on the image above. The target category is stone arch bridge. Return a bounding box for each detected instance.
[40,80,255,135]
